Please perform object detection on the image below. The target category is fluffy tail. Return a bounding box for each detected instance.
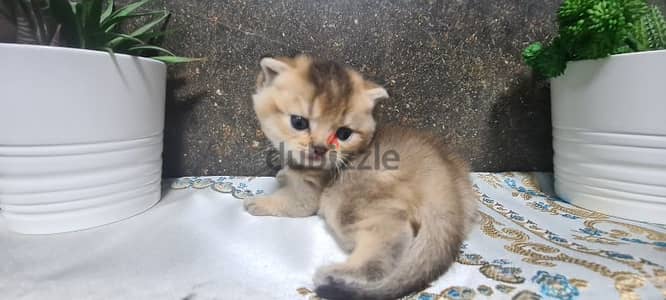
[315,183,476,300]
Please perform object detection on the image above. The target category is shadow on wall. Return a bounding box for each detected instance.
[488,73,553,172]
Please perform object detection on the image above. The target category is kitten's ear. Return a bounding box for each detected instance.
[365,87,389,102]
[363,81,389,108]
[257,57,290,89]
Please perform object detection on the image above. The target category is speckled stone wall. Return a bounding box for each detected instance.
[157,0,560,177]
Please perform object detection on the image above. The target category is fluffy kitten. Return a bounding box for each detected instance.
[245,55,477,300]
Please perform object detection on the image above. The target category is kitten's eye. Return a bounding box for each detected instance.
[290,115,309,130]
[336,127,353,141]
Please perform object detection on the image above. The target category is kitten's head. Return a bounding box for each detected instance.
[252,55,388,169]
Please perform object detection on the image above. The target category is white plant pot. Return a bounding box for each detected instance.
[0,44,166,234]
[551,50,666,224]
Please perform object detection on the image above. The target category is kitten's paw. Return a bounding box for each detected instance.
[314,264,362,299]
[275,169,288,185]
[243,197,280,216]
[313,264,354,287]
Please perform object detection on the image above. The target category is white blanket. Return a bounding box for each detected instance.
[2,173,664,300]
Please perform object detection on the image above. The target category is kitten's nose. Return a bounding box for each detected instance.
[312,145,328,156]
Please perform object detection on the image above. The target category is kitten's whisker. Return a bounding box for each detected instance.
[333,154,348,183]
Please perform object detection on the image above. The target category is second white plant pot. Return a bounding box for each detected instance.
[0,43,166,234]
[551,50,666,224]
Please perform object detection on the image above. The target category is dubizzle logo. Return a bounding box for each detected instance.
[265,141,400,170]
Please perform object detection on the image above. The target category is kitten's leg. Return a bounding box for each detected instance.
[243,186,318,217]
[314,219,413,286]
[275,167,288,186]
[243,169,321,217]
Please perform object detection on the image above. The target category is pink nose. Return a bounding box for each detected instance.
[313,145,328,156]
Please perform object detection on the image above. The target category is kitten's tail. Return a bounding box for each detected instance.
[315,180,476,300]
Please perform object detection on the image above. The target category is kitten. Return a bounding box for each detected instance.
[245,55,477,300]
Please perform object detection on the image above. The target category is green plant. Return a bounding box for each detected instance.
[634,6,666,50]
[523,0,666,78]
[0,0,199,64]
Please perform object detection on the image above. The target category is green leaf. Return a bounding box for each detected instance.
[108,0,152,19]
[527,0,656,77]
[630,15,650,51]
[80,0,106,48]
[150,56,205,64]
[103,46,115,56]
[523,39,567,78]
[101,10,165,32]
[100,0,114,22]
[48,0,80,47]
[47,0,197,65]
[106,32,146,48]
[643,6,666,50]
[128,45,176,56]
[128,10,169,37]
[82,0,103,30]
[25,0,47,44]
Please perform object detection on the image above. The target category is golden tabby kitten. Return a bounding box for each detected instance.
[245,55,477,300]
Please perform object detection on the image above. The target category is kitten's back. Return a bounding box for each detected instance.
[318,126,477,299]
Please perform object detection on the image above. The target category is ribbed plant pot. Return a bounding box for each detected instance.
[0,44,166,234]
[551,49,666,224]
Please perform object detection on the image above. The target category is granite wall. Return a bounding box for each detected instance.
[158,0,560,176]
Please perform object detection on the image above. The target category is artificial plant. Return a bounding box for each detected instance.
[0,0,198,64]
[523,0,666,78]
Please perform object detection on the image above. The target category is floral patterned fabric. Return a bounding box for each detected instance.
[1,173,664,300]
[170,173,666,300]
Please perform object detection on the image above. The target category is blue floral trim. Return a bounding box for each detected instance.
[531,271,580,300]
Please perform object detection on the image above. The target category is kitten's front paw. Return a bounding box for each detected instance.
[243,197,280,216]
[275,169,288,186]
